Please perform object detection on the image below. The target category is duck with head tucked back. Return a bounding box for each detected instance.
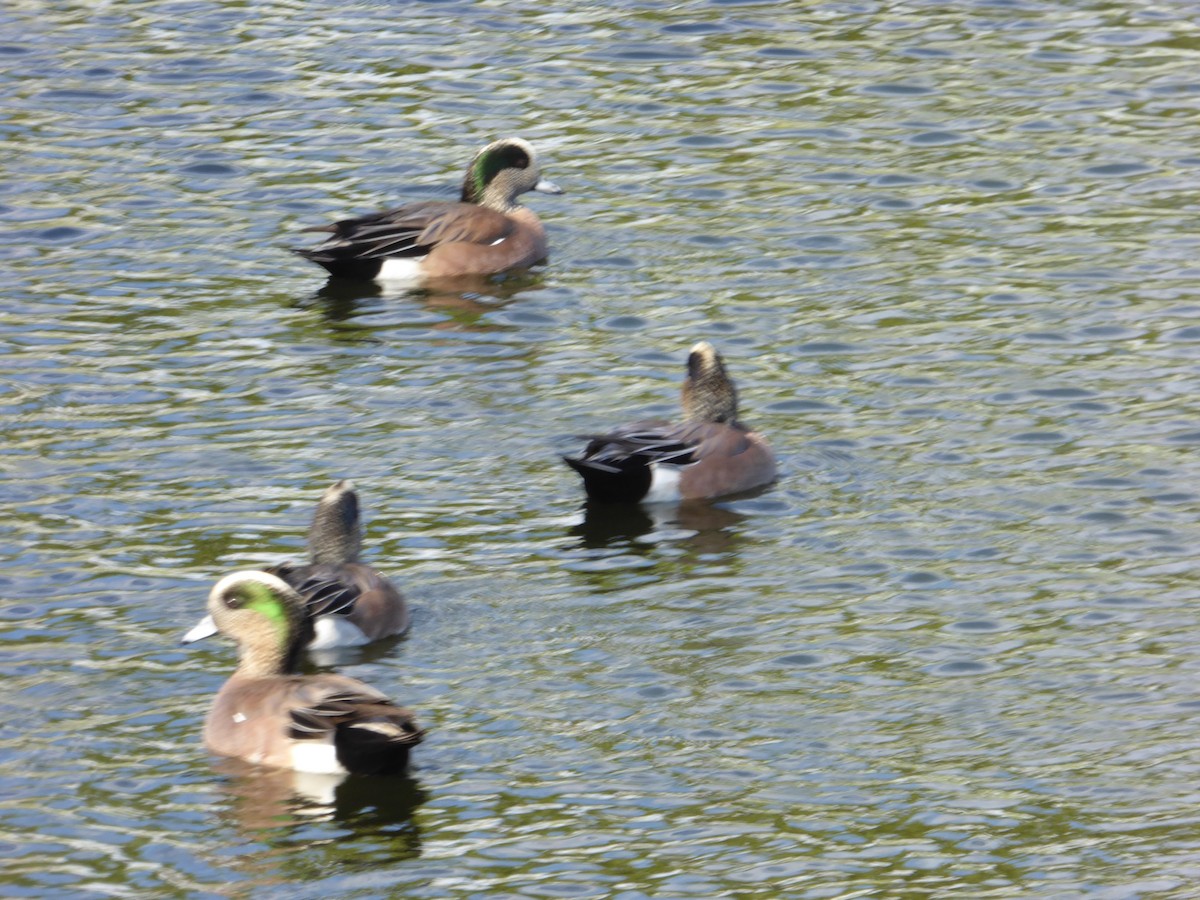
[182,480,409,650]
[186,570,424,775]
[292,137,562,283]
[563,342,777,504]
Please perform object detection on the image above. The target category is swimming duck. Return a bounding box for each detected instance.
[182,480,408,650]
[188,570,423,774]
[293,137,562,282]
[563,342,777,503]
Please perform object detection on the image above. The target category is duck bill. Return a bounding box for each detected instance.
[180,614,219,644]
[534,178,564,195]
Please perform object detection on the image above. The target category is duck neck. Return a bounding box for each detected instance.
[479,179,520,212]
[683,384,739,424]
[234,638,295,678]
[309,497,362,566]
[231,606,309,677]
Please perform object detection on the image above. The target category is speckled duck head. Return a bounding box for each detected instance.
[206,571,314,676]
[459,137,563,210]
[681,341,740,425]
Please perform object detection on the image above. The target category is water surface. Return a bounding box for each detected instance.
[1,1,1199,897]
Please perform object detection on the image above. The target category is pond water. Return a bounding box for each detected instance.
[2,1,1199,897]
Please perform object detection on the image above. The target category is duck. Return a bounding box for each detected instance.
[563,342,777,503]
[186,570,423,775]
[182,480,409,650]
[292,137,562,283]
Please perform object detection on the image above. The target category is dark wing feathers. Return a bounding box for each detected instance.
[288,689,370,739]
[287,684,423,746]
[294,201,514,264]
[286,680,425,775]
[563,423,703,503]
[266,562,362,619]
[576,427,702,469]
[291,575,357,618]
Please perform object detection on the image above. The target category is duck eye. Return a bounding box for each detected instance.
[223,589,246,609]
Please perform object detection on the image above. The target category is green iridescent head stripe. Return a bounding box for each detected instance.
[469,141,530,202]
[234,579,291,642]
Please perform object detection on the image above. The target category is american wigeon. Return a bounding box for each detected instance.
[292,137,562,283]
[563,342,777,503]
[182,480,408,650]
[186,570,423,774]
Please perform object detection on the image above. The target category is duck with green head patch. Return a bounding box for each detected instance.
[187,570,424,775]
[292,137,562,284]
[563,342,777,504]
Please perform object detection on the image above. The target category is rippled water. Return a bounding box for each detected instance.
[2,0,1199,896]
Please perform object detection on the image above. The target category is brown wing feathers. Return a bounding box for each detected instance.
[298,203,514,264]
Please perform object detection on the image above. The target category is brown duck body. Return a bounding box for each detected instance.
[298,202,549,281]
[564,343,777,504]
[205,669,422,776]
[567,419,776,503]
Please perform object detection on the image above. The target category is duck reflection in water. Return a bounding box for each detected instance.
[571,497,751,556]
[212,756,427,840]
[300,269,546,329]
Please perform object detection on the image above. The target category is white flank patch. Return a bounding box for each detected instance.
[643,464,683,503]
[232,712,247,724]
[290,741,347,775]
[309,616,369,650]
[181,614,218,643]
[376,257,426,283]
